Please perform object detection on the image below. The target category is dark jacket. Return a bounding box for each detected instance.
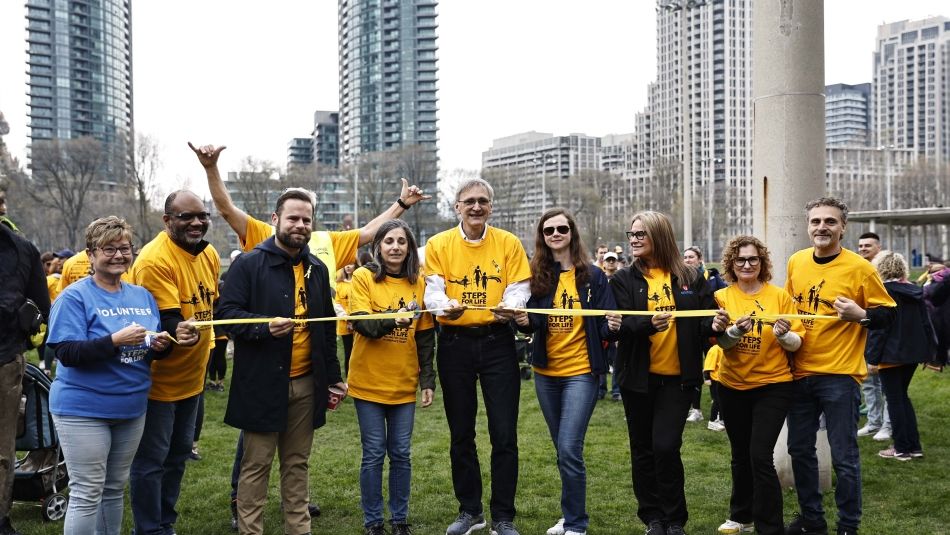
[923,269,950,365]
[517,263,619,374]
[0,224,50,363]
[866,281,937,366]
[610,264,716,393]
[216,237,341,432]
[701,266,728,293]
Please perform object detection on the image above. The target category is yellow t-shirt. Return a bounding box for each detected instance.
[347,267,434,404]
[242,217,360,290]
[131,232,220,401]
[704,345,723,382]
[714,283,803,390]
[644,268,680,375]
[57,250,130,291]
[785,247,896,382]
[336,278,353,336]
[289,262,313,378]
[424,226,531,327]
[47,274,61,302]
[535,268,591,377]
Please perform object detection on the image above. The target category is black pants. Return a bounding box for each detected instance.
[709,379,721,421]
[620,375,694,527]
[437,327,521,522]
[879,364,922,454]
[718,382,794,535]
[207,343,228,382]
[193,392,205,442]
[341,334,354,378]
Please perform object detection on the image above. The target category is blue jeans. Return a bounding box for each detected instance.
[354,399,416,527]
[860,371,889,429]
[786,375,862,532]
[54,414,146,535]
[130,395,200,535]
[534,373,598,533]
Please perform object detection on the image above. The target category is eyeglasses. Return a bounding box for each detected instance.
[735,256,761,267]
[166,211,211,222]
[458,197,491,207]
[542,225,570,236]
[604,258,618,263]
[98,245,133,257]
[625,230,648,241]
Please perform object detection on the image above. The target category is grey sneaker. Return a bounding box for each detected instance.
[646,520,666,535]
[446,512,487,535]
[490,520,520,535]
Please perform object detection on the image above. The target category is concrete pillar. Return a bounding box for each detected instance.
[751,0,831,492]
[751,0,826,282]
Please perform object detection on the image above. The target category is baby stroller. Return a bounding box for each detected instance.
[514,332,534,380]
[13,363,68,522]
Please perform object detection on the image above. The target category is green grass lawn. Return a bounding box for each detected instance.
[13,351,950,534]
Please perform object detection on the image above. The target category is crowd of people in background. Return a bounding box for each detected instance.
[1,146,948,535]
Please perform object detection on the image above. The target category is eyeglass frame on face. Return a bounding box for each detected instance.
[457,197,491,208]
[165,211,212,222]
[96,245,134,257]
[625,230,648,241]
[542,225,571,236]
[735,256,761,267]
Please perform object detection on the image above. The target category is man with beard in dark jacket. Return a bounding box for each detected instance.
[216,188,343,535]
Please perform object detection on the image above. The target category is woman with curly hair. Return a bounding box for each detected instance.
[710,235,804,535]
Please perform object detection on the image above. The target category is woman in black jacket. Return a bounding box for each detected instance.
[514,208,620,535]
[867,251,936,461]
[610,211,720,535]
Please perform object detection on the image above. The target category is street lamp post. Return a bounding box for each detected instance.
[345,152,360,228]
[535,153,558,213]
[705,157,724,258]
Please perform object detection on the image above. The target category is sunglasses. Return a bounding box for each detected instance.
[625,230,648,240]
[166,211,212,222]
[542,225,571,236]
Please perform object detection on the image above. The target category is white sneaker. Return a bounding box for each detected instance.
[686,408,704,422]
[707,419,725,431]
[718,519,754,534]
[857,424,879,437]
[546,519,565,535]
[873,427,892,441]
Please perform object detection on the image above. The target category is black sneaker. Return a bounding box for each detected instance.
[836,529,858,535]
[365,523,388,535]
[0,517,24,535]
[646,520,666,535]
[230,498,238,532]
[309,502,321,517]
[392,523,413,535]
[667,525,687,535]
[785,513,828,535]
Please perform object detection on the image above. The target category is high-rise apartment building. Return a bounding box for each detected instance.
[338,0,439,237]
[25,0,134,176]
[825,83,871,147]
[287,138,314,168]
[872,16,950,161]
[609,0,752,258]
[313,110,340,168]
[338,0,438,157]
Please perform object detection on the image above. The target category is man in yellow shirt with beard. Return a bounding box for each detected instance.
[783,197,895,535]
[129,190,214,535]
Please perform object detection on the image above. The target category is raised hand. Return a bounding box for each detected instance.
[188,142,227,169]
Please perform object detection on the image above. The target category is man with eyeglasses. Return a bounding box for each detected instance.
[129,190,219,535]
[783,197,895,535]
[423,178,531,535]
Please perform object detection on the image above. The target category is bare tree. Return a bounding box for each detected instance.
[128,133,165,243]
[383,145,443,241]
[230,157,281,220]
[566,169,614,252]
[480,167,523,235]
[28,137,109,247]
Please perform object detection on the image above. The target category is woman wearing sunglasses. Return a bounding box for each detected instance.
[610,211,720,535]
[709,235,803,535]
[513,208,620,535]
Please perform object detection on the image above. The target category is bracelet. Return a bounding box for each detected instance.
[397,198,410,210]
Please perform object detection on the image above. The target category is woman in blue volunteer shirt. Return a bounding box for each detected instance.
[47,216,182,535]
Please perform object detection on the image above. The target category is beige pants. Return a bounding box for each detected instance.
[237,375,315,535]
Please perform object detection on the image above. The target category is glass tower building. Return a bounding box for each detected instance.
[25,0,134,176]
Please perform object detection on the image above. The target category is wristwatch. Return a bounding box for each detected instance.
[858,317,871,328]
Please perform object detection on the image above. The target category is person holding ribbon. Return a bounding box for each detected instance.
[610,211,720,535]
[709,235,803,535]
[346,219,435,535]
[215,188,344,535]
[47,216,178,534]
[513,208,620,535]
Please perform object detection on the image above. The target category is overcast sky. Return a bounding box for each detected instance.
[1,1,947,197]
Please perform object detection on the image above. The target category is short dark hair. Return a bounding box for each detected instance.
[858,232,880,242]
[274,188,315,216]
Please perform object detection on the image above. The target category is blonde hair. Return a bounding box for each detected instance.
[872,250,907,281]
[85,216,133,251]
[630,211,696,285]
